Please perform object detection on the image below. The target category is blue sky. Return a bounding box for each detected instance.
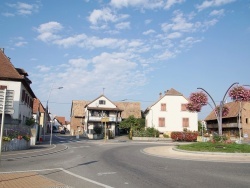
[1,0,249,121]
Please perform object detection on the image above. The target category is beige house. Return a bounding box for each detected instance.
[70,95,141,138]
[32,98,45,141]
[205,101,250,141]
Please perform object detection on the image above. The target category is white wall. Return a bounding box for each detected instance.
[0,80,33,124]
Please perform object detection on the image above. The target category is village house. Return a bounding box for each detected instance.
[70,95,141,139]
[0,48,36,126]
[205,101,250,141]
[144,88,198,136]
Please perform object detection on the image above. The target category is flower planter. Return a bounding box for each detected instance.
[1,138,30,152]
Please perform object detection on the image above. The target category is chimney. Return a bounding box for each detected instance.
[0,48,4,53]
[159,92,162,98]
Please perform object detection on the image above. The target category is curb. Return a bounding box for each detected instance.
[1,144,68,161]
[172,146,250,156]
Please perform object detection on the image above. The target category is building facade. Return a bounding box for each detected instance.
[144,88,198,135]
[70,95,141,138]
[205,101,250,141]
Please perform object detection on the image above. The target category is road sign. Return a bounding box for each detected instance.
[0,109,14,114]
[0,89,14,114]
[101,117,109,122]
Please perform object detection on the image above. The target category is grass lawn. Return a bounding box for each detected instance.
[177,142,250,153]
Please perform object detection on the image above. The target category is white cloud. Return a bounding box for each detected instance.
[54,34,87,48]
[164,0,185,9]
[196,0,236,11]
[145,19,152,25]
[157,50,175,60]
[88,8,129,26]
[209,9,224,16]
[36,65,51,72]
[143,29,156,35]
[15,41,28,47]
[110,0,164,9]
[6,2,40,15]
[167,32,182,39]
[36,22,63,42]
[2,12,15,17]
[115,22,130,30]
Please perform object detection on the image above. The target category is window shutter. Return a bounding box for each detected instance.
[181,104,187,111]
[182,118,189,127]
[159,117,165,127]
[161,103,166,111]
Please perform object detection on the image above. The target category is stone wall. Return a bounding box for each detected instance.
[1,138,30,152]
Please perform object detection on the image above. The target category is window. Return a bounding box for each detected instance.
[181,104,187,111]
[161,103,166,111]
[182,118,189,127]
[246,118,249,124]
[22,90,25,101]
[159,117,165,127]
[99,100,106,105]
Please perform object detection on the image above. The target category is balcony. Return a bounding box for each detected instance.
[88,116,122,122]
[207,123,238,129]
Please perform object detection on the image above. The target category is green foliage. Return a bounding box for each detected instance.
[163,134,169,138]
[133,127,159,137]
[93,125,103,134]
[119,115,145,130]
[26,117,35,126]
[22,135,31,141]
[212,134,228,143]
[2,136,11,141]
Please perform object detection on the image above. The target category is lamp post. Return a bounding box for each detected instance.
[197,82,238,136]
[44,85,63,145]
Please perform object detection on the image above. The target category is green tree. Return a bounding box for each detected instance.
[119,115,145,130]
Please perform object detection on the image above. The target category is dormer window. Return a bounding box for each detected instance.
[99,100,106,105]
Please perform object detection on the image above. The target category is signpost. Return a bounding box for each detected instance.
[101,117,109,142]
[0,89,14,159]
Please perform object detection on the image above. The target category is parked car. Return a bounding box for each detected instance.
[60,130,65,134]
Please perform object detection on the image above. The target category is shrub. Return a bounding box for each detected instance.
[2,136,11,142]
[171,132,185,141]
[163,134,169,138]
[133,128,159,137]
[93,125,103,134]
[171,131,198,142]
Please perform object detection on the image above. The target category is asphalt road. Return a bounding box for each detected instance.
[1,134,250,188]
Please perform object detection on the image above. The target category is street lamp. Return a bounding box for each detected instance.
[197,82,239,136]
[44,85,63,145]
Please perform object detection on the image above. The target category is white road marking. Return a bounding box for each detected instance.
[97,172,117,176]
[71,146,90,148]
[0,168,114,188]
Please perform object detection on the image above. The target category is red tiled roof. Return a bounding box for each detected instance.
[33,98,45,113]
[204,101,246,120]
[55,116,66,125]
[0,50,23,79]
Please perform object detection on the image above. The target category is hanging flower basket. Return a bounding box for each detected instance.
[215,106,229,117]
[189,92,208,106]
[186,102,202,112]
[229,86,250,101]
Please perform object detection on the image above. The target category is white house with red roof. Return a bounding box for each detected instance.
[144,88,198,136]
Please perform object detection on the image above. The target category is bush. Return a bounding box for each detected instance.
[93,125,103,134]
[133,128,159,137]
[171,131,198,142]
[163,134,169,138]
